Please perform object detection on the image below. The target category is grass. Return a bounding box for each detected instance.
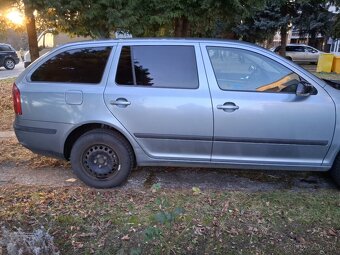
[313,72,340,81]
[0,137,69,168]
[0,186,339,254]
[0,69,340,254]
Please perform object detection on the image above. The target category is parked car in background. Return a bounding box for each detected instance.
[0,43,20,70]
[270,44,322,64]
[13,39,340,189]
[24,29,87,68]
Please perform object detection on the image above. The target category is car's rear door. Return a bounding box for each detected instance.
[104,42,213,161]
[201,42,335,167]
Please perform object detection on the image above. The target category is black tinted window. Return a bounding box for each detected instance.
[31,47,112,84]
[286,46,304,52]
[116,45,199,89]
[0,45,11,51]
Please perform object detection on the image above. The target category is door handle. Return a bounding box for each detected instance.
[110,98,131,107]
[217,102,239,112]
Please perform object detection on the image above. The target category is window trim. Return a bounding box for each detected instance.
[114,44,200,90]
[27,44,114,85]
[206,46,316,94]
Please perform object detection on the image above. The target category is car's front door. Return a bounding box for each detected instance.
[304,46,319,62]
[201,43,335,167]
[104,43,213,160]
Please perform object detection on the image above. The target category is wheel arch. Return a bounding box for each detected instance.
[63,122,136,166]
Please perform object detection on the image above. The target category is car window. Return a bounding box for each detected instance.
[0,45,11,51]
[304,47,317,53]
[115,45,199,89]
[286,46,304,52]
[31,46,112,84]
[207,47,300,93]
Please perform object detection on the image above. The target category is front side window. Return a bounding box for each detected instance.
[207,47,301,93]
[304,46,317,53]
[31,46,112,84]
[115,45,199,89]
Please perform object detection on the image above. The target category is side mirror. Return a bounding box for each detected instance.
[296,82,314,96]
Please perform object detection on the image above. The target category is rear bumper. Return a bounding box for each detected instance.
[14,119,73,160]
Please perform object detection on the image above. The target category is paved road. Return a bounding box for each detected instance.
[0,61,25,80]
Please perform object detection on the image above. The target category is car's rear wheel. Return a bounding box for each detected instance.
[330,154,340,188]
[70,129,134,188]
[285,56,293,61]
[4,58,15,70]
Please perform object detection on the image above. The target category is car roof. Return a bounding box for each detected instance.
[59,38,265,49]
[287,44,308,46]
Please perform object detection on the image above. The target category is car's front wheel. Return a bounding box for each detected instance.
[70,129,134,188]
[4,58,15,70]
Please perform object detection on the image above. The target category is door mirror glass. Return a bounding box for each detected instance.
[296,81,314,96]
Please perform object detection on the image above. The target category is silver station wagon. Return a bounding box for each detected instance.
[13,39,340,188]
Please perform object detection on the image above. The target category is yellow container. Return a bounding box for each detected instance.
[316,53,334,73]
[332,56,340,74]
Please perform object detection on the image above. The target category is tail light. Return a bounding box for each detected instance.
[12,83,22,115]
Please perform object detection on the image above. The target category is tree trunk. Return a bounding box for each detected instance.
[279,26,287,57]
[308,31,317,48]
[23,0,39,62]
[174,16,189,37]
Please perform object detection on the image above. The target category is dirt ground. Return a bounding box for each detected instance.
[0,136,336,191]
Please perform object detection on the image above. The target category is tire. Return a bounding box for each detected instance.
[70,129,134,188]
[286,56,293,61]
[4,58,15,70]
[330,155,340,188]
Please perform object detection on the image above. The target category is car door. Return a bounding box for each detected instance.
[104,42,213,160]
[304,46,319,62]
[201,43,335,167]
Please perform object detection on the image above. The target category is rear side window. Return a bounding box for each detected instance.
[31,46,112,84]
[286,46,304,52]
[116,45,199,89]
